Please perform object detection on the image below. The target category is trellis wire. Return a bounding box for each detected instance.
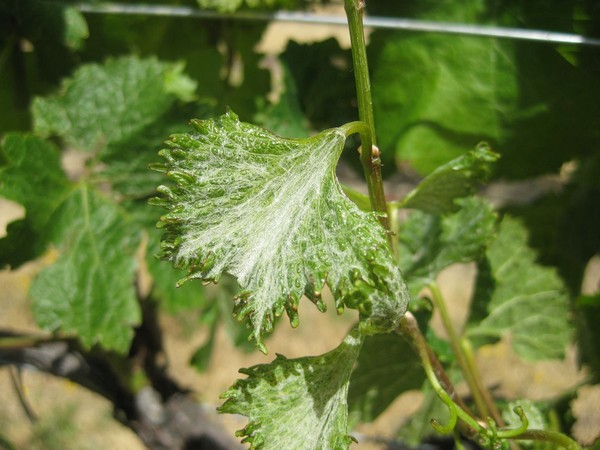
[71,2,600,47]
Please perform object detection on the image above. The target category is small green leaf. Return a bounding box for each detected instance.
[219,328,363,449]
[467,217,572,360]
[398,197,497,296]
[399,144,499,214]
[0,134,70,267]
[31,186,141,353]
[348,332,424,422]
[0,134,70,229]
[146,230,207,313]
[190,325,217,373]
[62,6,89,50]
[152,111,409,350]
[254,62,309,139]
[575,294,600,378]
[32,56,196,152]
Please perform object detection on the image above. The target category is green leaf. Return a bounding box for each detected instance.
[0,134,70,267]
[254,63,309,139]
[32,56,196,152]
[370,0,600,178]
[371,25,516,174]
[146,229,207,313]
[467,217,571,360]
[62,6,89,50]
[101,103,215,201]
[282,39,357,133]
[151,111,409,350]
[348,332,424,422]
[575,294,600,378]
[190,324,217,373]
[219,328,363,449]
[0,134,70,229]
[30,186,141,353]
[399,144,499,214]
[398,197,497,296]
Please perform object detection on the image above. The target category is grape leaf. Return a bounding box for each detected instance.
[371,26,516,174]
[0,134,70,229]
[151,111,409,351]
[467,217,571,360]
[398,197,497,296]
[219,328,363,449]
[0,134,70,267]
[370,0,600,178]
[254,63,309,139]
[32,56,197,152]
[399,144,499,214]
[146,229,207,313]
[30,185,141,353]
[348,332,424,422]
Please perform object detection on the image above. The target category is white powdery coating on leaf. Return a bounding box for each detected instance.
[162,112,408,344]
[220,329,363,449]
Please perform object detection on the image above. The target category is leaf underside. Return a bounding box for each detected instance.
[152,111,409,350]
[219,328,363,449]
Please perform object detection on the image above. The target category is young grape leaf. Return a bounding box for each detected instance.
[398,197,497,296]
[254,62,309,139]
[32,56,197,153]
[30,185,141,353]
[467,217,571,360]
[348,332,424,422]
[0,134,70,267]
[0,134,70,230]
[151,111,409,351]
[399,144,499,214]
[219,328,363,449]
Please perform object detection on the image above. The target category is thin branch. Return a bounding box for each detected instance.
[344,0,390,237]
[0,330,242,450]
[9,366,38,424]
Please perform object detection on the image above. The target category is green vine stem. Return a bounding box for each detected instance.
[514,429,581,449]
[344,0,390,233]
[344,2,580,449]
[398,312,481,440]
[429,282,503,424]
